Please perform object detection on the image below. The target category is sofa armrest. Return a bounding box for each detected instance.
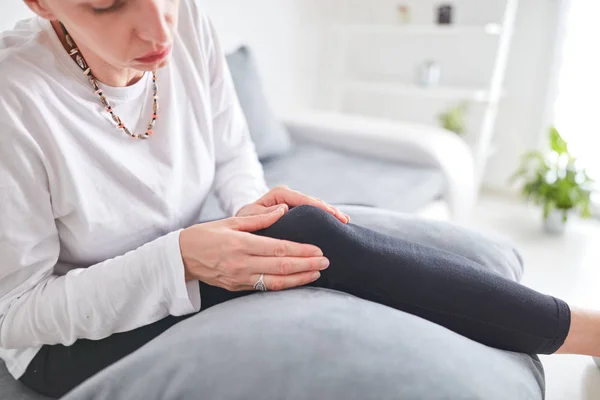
[281,111,476,222]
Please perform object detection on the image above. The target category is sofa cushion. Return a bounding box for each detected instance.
[0,362,50,400]
[63,287,544,400]
[226,46,293,161]
[200,142,445,221]
[262,143,445,210]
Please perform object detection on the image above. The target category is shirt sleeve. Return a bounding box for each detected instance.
[0,122,200,350]
[204,17,270,216]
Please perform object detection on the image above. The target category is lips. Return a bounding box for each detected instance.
[135,45,172,64]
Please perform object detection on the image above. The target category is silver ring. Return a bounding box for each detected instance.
[253,274,268,292]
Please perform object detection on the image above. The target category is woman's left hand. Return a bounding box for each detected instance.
[236,185,350,224]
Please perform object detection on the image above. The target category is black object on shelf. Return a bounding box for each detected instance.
[437,4,453,25]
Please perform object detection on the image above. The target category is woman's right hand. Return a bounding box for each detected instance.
[179,207,330,292]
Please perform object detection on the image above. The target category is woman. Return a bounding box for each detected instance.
[0,0,598,397]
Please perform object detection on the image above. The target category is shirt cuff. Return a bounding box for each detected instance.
[162,230,201,316]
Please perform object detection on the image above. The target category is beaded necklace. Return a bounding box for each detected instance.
[60,23,158,140]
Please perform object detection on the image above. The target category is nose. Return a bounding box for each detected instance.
[134,0,173,47]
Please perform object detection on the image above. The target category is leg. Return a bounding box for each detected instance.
[255,205,573,355]
[19,282,250,398]
[555,308,600,356]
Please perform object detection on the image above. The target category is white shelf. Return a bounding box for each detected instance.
[330,0,519,191]
[334,23,503,36]
[345,81,495,103]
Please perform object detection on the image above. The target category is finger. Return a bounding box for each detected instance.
[246,256,330,276]
[249,271,322,292]
[233,207,286,232]
[271,187,348,223]
[260,186,341,221]
[242,234,324,257]
[238,204,288,218]
[263,204,289,214]
[311,198,350,224]
[266,186,324,210]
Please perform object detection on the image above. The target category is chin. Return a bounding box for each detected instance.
[156,58,171,69]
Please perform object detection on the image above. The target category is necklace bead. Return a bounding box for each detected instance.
[60,22,159,140]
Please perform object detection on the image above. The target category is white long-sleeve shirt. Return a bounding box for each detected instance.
[0,0,269,379]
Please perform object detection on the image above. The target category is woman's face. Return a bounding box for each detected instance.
[37,0,180,72]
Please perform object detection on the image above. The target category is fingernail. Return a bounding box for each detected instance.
[320,259,330,269]
[312,272,321,280]
[345,214,351,223]
[313,249,324,257]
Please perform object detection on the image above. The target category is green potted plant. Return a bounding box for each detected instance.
[438,102,468,136]
[511,126,594,234]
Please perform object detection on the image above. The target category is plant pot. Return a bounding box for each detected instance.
[543,209,569,235]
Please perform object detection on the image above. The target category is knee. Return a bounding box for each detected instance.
[260,205,341,242]
[284,205,336,226]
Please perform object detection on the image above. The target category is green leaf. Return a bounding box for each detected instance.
[511,125,594,219]
[438,102,468,135]
[549,126,569,155]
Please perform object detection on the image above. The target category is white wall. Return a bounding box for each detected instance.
[1,1,33,31]
[198,0,328,114]
[485,0,562,190]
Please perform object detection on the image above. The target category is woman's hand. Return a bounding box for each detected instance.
[180,207,329,291]
[236,185,350,224]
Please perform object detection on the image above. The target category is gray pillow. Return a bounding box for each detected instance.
[62,207,544,400]
[226,46,293,161]
[63,288,543,400]
[0,361,51,400]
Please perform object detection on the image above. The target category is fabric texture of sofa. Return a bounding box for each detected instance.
[201,139,446,222]
[225,46,294,161]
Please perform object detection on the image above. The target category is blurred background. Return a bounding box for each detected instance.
[1,1,592,197]
[3,1,600,398]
